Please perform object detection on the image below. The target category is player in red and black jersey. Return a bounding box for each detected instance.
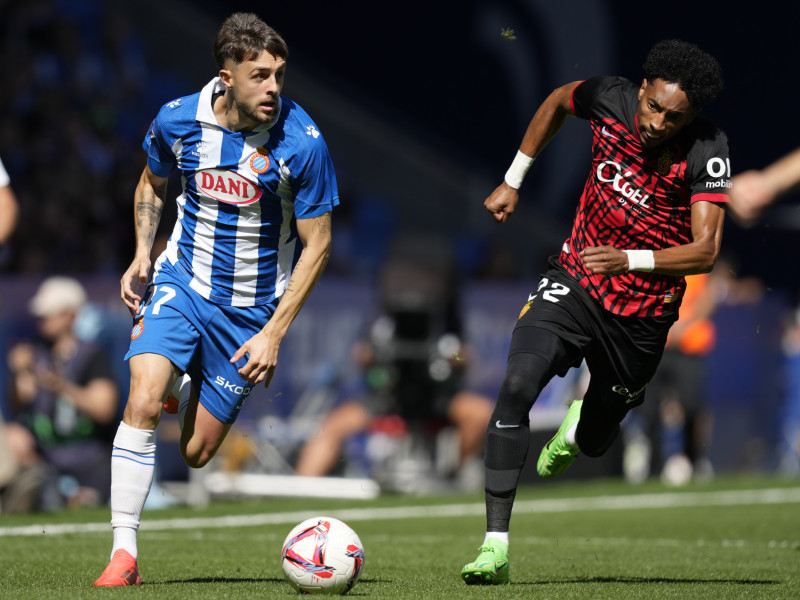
[462,40,730,585]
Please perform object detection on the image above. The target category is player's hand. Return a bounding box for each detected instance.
[120,255,151,315]
[580,245,628,276]
[728,170,775,227]
[484,182,519,223]
[230,330,280,387]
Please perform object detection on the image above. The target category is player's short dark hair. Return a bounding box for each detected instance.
[213,13,289,69]
[643,39,723,109]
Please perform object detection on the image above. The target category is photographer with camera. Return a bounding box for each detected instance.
[295,234,493,490]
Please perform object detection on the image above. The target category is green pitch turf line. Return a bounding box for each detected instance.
[1,486,798,538]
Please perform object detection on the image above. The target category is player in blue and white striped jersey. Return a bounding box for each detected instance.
[94,13,338,587]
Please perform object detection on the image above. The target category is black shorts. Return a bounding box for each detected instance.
[509,257,677,410]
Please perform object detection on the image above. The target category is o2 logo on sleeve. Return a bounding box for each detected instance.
[705,157,733,189]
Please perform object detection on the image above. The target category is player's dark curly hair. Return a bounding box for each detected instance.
[643,40,723,109]
[213,13,289,68]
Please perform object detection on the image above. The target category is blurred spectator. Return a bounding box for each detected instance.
[729,147,800,227]
[0,156,18,248]
[295,233,493,489]
[623,258,764,485]
[0,154,20,506]
[2,276,119,512]
[728,148,800,473]
[0,0,165,274]
[778,302,800,473]
[472,235,522,281]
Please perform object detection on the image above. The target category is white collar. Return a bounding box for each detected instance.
[196,77,282,132]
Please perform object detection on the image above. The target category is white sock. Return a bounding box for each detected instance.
[484,532,509,545]
[565,424,578,448]
[173,374,192,430]
[110,421,156,560]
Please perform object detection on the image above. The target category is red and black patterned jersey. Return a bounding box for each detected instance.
[559,76,731,318]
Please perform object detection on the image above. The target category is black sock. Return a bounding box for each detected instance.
[484,421,530,531]
[486,489,516,532]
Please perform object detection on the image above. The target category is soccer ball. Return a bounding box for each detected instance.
[281,516,365,595]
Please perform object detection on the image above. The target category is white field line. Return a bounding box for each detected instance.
[1,486,799,538]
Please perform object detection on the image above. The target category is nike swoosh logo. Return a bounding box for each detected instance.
[495,420,520,429]
[601,126,619,141]
[527,292,536,302]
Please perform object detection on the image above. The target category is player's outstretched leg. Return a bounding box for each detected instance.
[537,399,582,478]
[461,538,510,585]
[93,549,141,587]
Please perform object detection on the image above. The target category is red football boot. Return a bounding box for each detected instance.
[92,549,141,587]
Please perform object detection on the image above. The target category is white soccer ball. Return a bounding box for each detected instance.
[281,516,365,595]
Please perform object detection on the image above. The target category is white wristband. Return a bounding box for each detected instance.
[504,150,535,189]
[624,249,655,272]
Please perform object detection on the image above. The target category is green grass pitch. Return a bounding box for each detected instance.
[1,474,799,599]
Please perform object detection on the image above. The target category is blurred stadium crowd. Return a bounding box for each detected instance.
[0,0,163,273]
[0,0,799,511]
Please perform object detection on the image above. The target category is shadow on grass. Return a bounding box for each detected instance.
[154,576,391,586]
[513,576,781,586]
[157,577,286,584]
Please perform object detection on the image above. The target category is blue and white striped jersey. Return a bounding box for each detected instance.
[144,78,339,307]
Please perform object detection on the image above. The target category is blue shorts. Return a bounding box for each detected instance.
[125,268,277,424]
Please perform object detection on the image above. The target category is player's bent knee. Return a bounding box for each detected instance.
[123,393,163,428]
[181,445,215,469]
[180,432,225,469]
[184,456,210,469]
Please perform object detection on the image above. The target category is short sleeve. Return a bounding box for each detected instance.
[293,134,340,219]
[571,76,628,120]
[687,125,731,204]
[142,115,177,178]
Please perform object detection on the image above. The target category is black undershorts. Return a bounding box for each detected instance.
[508,257,677,409]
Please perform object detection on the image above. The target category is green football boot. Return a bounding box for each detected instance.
[461,538,510,585]
[537,399,582,478]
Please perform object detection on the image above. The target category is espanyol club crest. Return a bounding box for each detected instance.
[130,316,144,340]
[194,168,262,205]
[250,147,270,174]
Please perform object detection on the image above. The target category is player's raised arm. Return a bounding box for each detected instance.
[516,81,582,161]
[231,211,332,386]
[120,165,168,314]
[485,81,581,223]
